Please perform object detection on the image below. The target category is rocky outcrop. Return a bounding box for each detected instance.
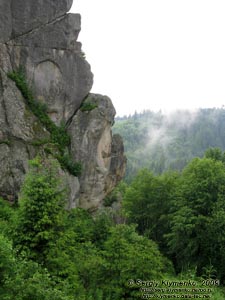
[0,0,126,210]
[68,94,122,210]
[1,0,92,125]
[7,45,92,125]
[107,134,127,193]
[0,69,49,201]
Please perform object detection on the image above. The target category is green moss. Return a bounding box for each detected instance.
[57,154,82,177]
[32,120,47,136]
[30,138,51,147]
[80,101,98,112]
[8,69,81,176]
[0,140,11,146]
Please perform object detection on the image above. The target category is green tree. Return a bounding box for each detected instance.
[204,147,225,162]
[11,158,86,298]
[45,209,108,299]
[100,224,173,299]
[0,233,75,300]
[123,169,178,251]
[166,157,225,279]
[0,234,14,295]
[3,258,75,300]
[0,198,15,236]
[13,157,66,262]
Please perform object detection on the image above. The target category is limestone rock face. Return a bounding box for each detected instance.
[7,45,92,125]
[68,94,126,210]
[0,0,126,210]
[0,69,50,201]
[0,0,73,43]
[1,0,93,125]
[11,14,81,50]
[11,0,73,37]
[0,1,12,43]
[106,134,127,193]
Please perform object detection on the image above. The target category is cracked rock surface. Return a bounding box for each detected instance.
[0,0,126,210]
[1,0,93,125]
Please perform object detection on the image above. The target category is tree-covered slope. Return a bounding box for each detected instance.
[113,108,225,181]
[2,154,225,299]
[0,157,171,300]
[122,151,225,287]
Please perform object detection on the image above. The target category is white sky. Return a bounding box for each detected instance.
[71,0,225,116]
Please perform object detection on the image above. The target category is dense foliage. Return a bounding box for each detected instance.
[1,153,225,298]
[123,149,225,284]
[114,108,225,181]
[0,158,171,300]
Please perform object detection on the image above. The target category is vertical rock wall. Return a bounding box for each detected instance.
[0,0,126,210]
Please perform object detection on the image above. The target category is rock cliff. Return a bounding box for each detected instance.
[0,0,126,210]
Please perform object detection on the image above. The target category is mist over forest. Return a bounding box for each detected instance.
[114,107,225,181]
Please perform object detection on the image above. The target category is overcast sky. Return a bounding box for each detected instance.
[71,0,225,116]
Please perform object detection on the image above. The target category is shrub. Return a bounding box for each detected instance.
[57,154,82,177]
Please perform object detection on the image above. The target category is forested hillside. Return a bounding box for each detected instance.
[102,148,225,298]
[1,155,225,299]
[0,158,169,300]
[113,108,225,181]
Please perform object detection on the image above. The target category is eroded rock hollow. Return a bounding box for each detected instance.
[0,0,126,210]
